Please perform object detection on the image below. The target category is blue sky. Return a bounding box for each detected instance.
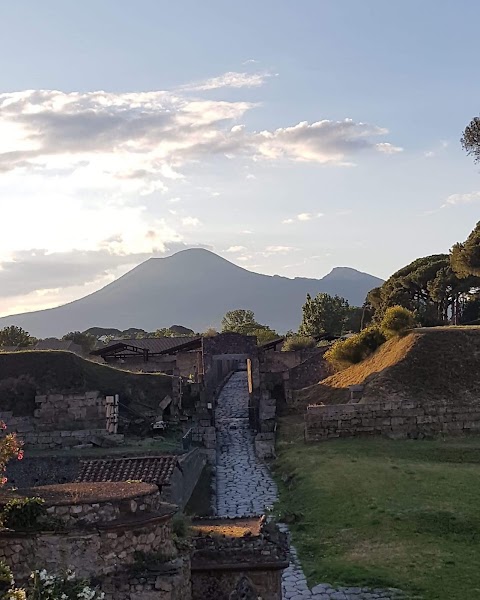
[1,1,480,316]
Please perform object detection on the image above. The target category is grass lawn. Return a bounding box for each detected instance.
[273,416,480,600]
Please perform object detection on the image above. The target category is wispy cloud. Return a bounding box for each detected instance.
[442,191,480,207]
[226,246,247,253]
[263,245,296,257]
[183,71,273,91]
[283,212,324,224]
[181,216,201,227]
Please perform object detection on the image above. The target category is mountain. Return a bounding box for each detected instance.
[0,249,383,338]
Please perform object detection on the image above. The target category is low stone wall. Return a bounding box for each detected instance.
[191,424,216,463]
[305,399,480,442]
[1,517,175,581]
[190,519,288,600]
[18,429,123,450]
[0,483,177,582]
[101,556,191,600]
[43,488,162,526]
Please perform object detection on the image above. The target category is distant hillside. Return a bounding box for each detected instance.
[296,327,480,408]
[0,249,383,338]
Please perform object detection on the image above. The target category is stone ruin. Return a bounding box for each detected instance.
[0,484,288,600]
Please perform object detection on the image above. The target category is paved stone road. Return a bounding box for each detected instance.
[214,372,407,600]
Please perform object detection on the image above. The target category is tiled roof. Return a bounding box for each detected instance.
[92,336,200,356]
[34,339,81,352]
[76,456,179,487]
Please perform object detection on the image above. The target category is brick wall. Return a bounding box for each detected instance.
[305,399,480,442]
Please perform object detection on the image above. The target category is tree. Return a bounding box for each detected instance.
[461,116,480,163]
[299,293,350,337]
[0,326,34,348]
[451,221,480,279]
[62,331,96,354]
[221,309,260,334]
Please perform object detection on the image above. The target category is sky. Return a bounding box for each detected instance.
[1,0,480,317]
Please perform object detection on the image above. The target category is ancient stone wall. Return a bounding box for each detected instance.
[191,523,288,600]
[286,349,330,390]
[0,487,176,582]
[101,556,191,600]
[305,399,480,442]
[0,391,121,449]
[259,349,316,373]
[202,333,257,396]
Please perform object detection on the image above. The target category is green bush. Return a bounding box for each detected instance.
[172,513,191,538]
[381,305,415,338]
[282,335,316,352]
[1,497,46,530]
[324,327,386,369]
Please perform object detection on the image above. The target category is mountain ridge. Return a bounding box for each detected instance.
[0,249,383,337]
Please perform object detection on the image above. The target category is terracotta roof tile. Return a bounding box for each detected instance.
[76,456,178,487]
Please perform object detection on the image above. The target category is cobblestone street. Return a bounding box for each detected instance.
[214,372,406,600]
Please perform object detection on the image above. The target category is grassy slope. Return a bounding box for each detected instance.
[0,351,173,415]
[296,327,480,408]
[274,417,480,600]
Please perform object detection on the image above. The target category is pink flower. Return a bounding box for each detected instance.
[0,477,7,485]
[17,450,24,460]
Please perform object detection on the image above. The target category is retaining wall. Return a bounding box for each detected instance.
[305,399,480,442]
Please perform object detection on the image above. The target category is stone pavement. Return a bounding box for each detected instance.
[214,372,407,600]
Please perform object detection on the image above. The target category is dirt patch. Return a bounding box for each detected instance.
[191,517,262,538]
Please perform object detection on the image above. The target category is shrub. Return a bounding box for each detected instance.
[172,513,191,538]
[381,305,415,338]
[1,497,46,531]
[324,327,386,369]
[282,335,316,352]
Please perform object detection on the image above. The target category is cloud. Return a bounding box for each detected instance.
[0,88,401,190]
[253,120,403,164]
[283,212,324,223]
[0,248,152,297]
[226,246,247,253]
[263,246,296,257]
[183,71,272,91]
[442,191,480,207]
[181,216,201,227]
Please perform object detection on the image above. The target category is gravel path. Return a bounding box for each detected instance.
[214,372,407,600]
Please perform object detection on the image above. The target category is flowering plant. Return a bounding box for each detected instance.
[0,421,23,487]
[29,570,104,600]
[0,561,26,600]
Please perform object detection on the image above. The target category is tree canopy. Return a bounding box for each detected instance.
[0,326,34,348]
[451,222,480,279]
[365,222,480,325]
[461,116,480,163]
[221,309,278,343]
[299,293,350,337]
[62,331,96,354]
